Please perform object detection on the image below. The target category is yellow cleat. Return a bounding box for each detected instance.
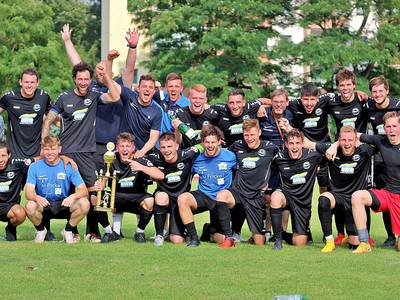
[321,239,335,253]
[352,242,371,254]
[341,236,349,245]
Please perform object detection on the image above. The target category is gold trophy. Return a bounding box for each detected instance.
[95,142,117,212]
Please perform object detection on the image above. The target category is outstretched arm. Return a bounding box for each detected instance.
[97,61,122,103]
[122,28,140,88]
[61,24,81,66]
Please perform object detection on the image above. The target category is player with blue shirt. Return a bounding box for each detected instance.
[25,136,89,244]
[177,125,236,247]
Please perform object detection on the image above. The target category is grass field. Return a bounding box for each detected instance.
[0,185,399,300]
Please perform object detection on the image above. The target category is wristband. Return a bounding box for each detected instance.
[127,45,137,49]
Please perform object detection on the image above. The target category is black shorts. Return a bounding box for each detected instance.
[114,192,153,213]
[330,192,356,235]
[0,203,17,222]
[154,191,186,237]
[191,190,217,212]
[229,188,265,234]
[42,201,71,220]
[63,152,97,187]
[282,191,311,235]
[317,160,329,188]
[94,143,107,171]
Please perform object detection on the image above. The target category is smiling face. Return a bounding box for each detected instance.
[159,139,178,163]
[74,70,91,96]
[0,148,9,171]
[285,136,303,160]
[338,79,356,102]
[19,73,39,98]
[117,139,135,162]
[300,95,318,114]
[339,131,356,156]
[384,117,400,145]
[166,79,183,102]
[189,89,207,115]
[42,145,61,165]
[227,94,245,117]
[202,135,221,157]
[243,127,261,149]
[271,94,289,117]
[371,83,389,107]
[138,80,156,106]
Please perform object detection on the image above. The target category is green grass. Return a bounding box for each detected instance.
[0,185,399,300]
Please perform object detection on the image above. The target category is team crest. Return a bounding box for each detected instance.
[352,154,360,162]
[7,172,15,179]
[243,114,250,120]
[352,108,360,116]
[203,121,210,126]
[177,162,185,170]
[218,162,228,170]
[315,108,322,116]
[33,104,41,112]
[84,98,92,106]
[258,149,266,156]
[303,162,310,170]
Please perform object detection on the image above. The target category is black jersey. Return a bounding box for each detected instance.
[110,155,153,194]
[213,100,260,147]
[229,140,278,199]
[173,106,219,148]
[0,158,33,205]
[316,143,374,194]
[289,97,330,142]
[0,89,51,157]
[273,148,322,207]
[364,98,400,135]
[148,147,199,198]
[360,134,400,194]
[323,92,368,136]
[52,88,102,154]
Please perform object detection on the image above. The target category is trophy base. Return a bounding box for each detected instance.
[94,206,114,212]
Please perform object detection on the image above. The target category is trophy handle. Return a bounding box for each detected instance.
[96,169,103,208]
[110,170,117,211]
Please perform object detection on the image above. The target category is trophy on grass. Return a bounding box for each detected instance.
[95,142,117,212]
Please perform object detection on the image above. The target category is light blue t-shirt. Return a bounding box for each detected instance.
[27,159,84,201]
[192,148,236,199]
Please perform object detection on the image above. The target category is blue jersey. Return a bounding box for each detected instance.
[119,86,163,149]
[27,160,84,201]
[192,148,236,199]
[259,107,294,147]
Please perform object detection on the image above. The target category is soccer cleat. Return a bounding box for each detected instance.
[382,236,396,248]
[73,234,81,243]
[134,232,146,243]
[341,236,349,245]
[5,224,17,241]
[321,239,335,253]
[334,233,346,246]
[34,228,48,243]
[101,231,121,243]
[219,237,235,248]
[352,242,371,254]
[153,235,164,246]
[200,223,211,242]
[232,232,244,243]
[368,237,375,247]
[44,230,57,241]
[272,239,283,250]
[61,229,76,244]
[84,233,101,243]
[264,231,272,243]
[187,237,200,247]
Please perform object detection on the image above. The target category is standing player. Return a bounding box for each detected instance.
[25,136,89,244]
[147,133,200,246]
[351,111,400,253]
[270,129,322,249]
[177,125,236,247]
[0,142,32,240]
[101,133,164,243]
[364,76,400,247]
[215,119,279,247]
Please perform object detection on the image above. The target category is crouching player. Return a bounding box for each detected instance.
[270,129,322,249]
[101,132,164,243]
[148,133,201,246]
[25,136,89,243]
[352,111,400,253]
[216,119,279,247]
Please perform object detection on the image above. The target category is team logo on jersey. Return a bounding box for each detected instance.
[258,149,266,156]
[315,108,322,116]
[19,113,37,125]
[13,106,21,109]
[84,98,92,106]
[352,108,360,116]
[242,157,259,169]
[218,162,228,170]
[376,124,385,135]
[290,172,307,185]
[352,154,360,162]
[7,172,14,179]
[72,108,88,121]
[327,93,335,99]
[33,104,41,112]
[57,172,66,180]
[341,117,356,128]
[243,114,250,120]
[0,180,12,192]
[177,162,185,170]
[303,162,310,170]
[203,121,210,126]
[166,171,182,183]
[229,124,243,135]
[146,161,153,167]
[303,117,320,128]
[339,163,357,174]
[119,176,136,188]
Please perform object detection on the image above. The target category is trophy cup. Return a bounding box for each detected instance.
[95,142,117,212]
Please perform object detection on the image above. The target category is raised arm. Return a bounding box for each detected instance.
[97,61,121,103]
[60,24,81,66]
[41,110,58,140]
[122,28,140,88]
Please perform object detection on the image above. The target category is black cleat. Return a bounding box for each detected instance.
[134,232,146,243]
[102,231,121,243]
[272,239,283,250]
[200,223,211,242]
[382,236,396,248]
[5,224,17,241]
[187,238,200,247]
[44,231,57,241]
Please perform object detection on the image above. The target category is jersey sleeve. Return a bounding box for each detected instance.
[150,105,163,131]
[69,165,85,187]
[182,146,201,161]
[0,92,10,110]
[315,142,331,154]
[359,143,375,157]
[120,86,138,104]
[360,133,381,146]
[247,100,261,113]
[51,93,65,114]
[26,163,38,186]
[137,157,155,167]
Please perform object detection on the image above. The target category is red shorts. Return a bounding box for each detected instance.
[370,189,400,236]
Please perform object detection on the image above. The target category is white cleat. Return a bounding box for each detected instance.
[34,228,48,243]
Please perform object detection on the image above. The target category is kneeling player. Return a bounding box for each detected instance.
[270,129,322,249]
[177,125,236,247]
[25,136,89,243]
[216,119,278,247]
[101,133,164,243]
[148,133,200,246]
